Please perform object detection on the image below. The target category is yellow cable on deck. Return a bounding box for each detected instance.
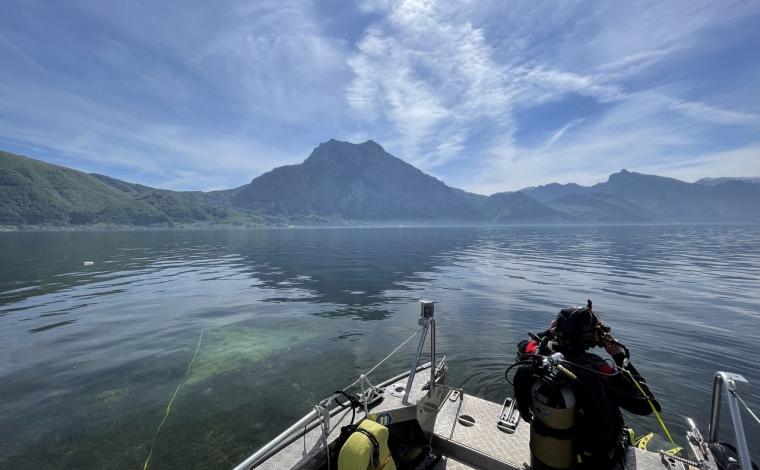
[624,368,678,451]
[142,328,205,470]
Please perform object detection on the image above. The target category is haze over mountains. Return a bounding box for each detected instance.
[1,140,759,228]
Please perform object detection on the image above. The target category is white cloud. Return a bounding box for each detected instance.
[343,0,675,174]
[194,0,350,123]
[0,32,46,73]
[545,119,585,149]
[647,145,760,182]
[347,0,513,168]
[669,100,760,127]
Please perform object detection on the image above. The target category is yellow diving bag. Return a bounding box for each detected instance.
[338,419,396,470]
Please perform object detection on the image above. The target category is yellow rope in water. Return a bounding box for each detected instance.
[624,368,678,451]
[142,328,205,470]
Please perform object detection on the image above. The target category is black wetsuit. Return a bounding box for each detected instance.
[513,341,661,469]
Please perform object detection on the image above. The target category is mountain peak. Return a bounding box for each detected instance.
[362,139,385,151]
[306,139,388,165]
[232,139,479,220]
[318,139,384,151]
[609,169,632,179]
[607,168,650,184]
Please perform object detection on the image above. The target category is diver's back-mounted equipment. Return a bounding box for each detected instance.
[527,353,578,470]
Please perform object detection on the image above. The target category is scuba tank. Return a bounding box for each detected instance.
[530,380,575,469]
[528,353,578,470]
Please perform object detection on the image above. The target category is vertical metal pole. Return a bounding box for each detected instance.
[429,318,436,387]
[708,373,724,443]
[707,371,752,470]
[725,380,752,470]
[402,318,429,405]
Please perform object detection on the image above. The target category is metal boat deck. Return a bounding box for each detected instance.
[251,369,690,470]
[432,391,693,470]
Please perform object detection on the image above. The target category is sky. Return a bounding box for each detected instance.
[1,0,760,194]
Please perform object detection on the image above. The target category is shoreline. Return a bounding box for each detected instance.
[2,221,758,232]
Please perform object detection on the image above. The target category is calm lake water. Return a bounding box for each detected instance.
[1,226,759,468]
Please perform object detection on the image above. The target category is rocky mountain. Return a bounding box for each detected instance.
[479,191,570,223]
[1,141,759,228]
[231,140,482,222]
[593,170,718,222]
[546,193,652,223]
[520,182,592,203]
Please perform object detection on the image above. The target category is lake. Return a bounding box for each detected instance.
[1,226,759,468]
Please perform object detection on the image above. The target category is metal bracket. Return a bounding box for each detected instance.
[686,417,710,462]
[497,396,520,433]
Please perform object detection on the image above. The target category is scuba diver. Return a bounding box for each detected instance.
[512,300,661,469]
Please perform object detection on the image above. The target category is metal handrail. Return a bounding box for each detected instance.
[708,371,752,470]
[402,301,436,405]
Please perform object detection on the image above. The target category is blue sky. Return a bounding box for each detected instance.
[1,0,759,194]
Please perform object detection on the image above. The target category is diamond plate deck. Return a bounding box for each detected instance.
[432,392,530,470]
[432,391,690,470]
[433,457,478,469]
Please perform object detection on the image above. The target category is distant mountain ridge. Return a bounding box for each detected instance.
[696,177,760,186]
[1,141,759,228]
[520,169,760,223]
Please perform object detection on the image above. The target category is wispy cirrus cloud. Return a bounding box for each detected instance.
[545,119,586,149]
[346,0,627,170]
[669,100,760,127]
[344,0,760,191]
[347,2,510,167]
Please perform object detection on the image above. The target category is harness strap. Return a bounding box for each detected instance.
[530,418,574,440]
[354,428,380,468]
[334,390,362,410]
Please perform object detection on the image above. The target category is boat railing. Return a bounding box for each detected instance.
[708,371,752,470]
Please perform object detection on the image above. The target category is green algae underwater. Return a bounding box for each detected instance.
[3,323,326,470]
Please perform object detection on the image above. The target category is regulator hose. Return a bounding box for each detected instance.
[504,359,537,385]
